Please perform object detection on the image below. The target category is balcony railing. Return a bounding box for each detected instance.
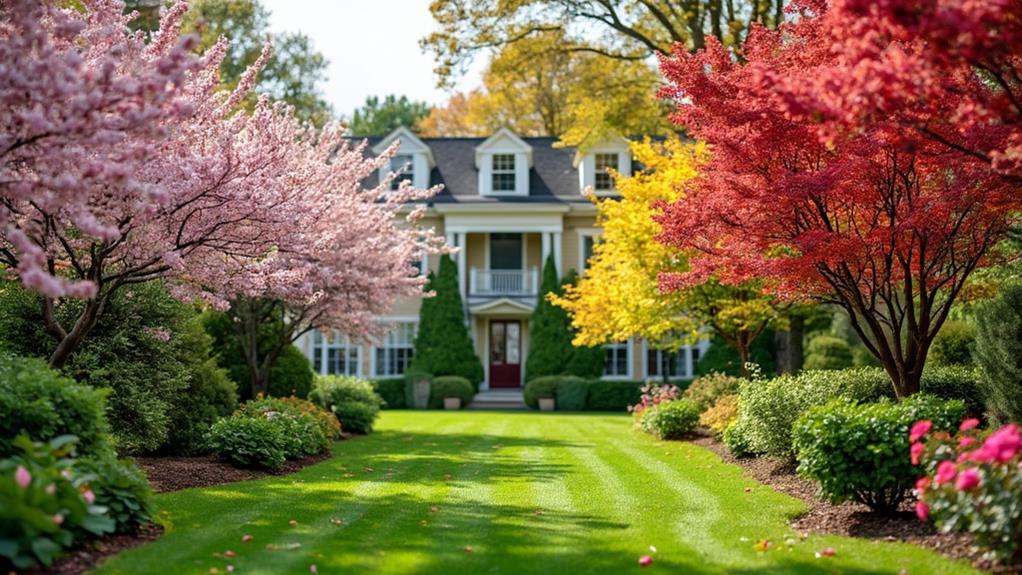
[469,267,539,296]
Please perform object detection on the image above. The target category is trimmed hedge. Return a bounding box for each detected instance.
[308,375,383,434]
[523,376,560,409]
[555,378,590,411]
[585,380,645,411]
[429,376,475,409]
[371,378,407,409]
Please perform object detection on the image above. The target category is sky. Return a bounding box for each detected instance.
[260,0,484,118]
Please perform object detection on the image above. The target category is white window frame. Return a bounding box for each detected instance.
[576,228,602,273]
[312,331,362,377]
[577,140,632,196]
[602,339,633,380]
[491,154,517,193]
[389,153,414,191]
[594,152,619,192]
[371,320,418,378]
[475,128,533,197]
[642,341,707,380]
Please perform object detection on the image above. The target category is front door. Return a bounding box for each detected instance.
[489,320,522,388]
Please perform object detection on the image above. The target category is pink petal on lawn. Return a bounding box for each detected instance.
[639,555,653,566]
[242,535,253,542]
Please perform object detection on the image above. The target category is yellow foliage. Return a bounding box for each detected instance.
[699,394,740,437]
[550,137,707,347]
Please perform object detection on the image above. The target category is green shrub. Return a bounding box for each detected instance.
[308,376,383,434]
[684,372,742,412]
[736,368,892,458]
[585,380,644,411]
[206,416,287,469]
[0,436,116,570]
[639,400,699,440]
[429,376,475,408]
[555,377,590,411]
[696,333,776,377]
[0,354,112,459]
[238,397,335,456]
[523,376,560,409]
[403,369,433,409]
[722,419,755,458]
[793,394,965,512]
[372,378,407,409]
[268,346,315,399]
[930,320,976,367]
[852,345,882,367]
[803,335,854,370]
[920,366,984,417]
[74,455,153,534]
[974,283,1022,423]
[699,394,740,436]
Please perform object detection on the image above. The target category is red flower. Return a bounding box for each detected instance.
[911,441,925,465]
[915,476,930,492]
[958,436,977,450]
[935,460,957,485]
[910,420,933,443]
[955,468,981,491]
[959,418,980,431]
[916,501,930,521]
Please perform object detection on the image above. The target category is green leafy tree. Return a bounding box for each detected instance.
[347,95,432,136]
[408,255,484,387]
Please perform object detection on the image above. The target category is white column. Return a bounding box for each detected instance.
[445,231,455,250]
[553,231,563,275]
[541,232,552,266]
[456,232,467,300]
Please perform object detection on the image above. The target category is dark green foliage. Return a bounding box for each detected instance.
[205,416,287,469]
[852,345,882,367]
[920,366,985,417]
[930,320,977,366]
[803,335,854,370]
[429,376,475,408]
[639,400,699,439]
[560,270,608,379]
[160,317,237,455]
[793,395,966,512]
[523,376,560,409]
[525,255,574,382]
[555,378,590,411]
[403,369,433,409]
[696,332,776,377]
[0,354,112,459]
[409,255,484,387]
[372,379,407,409]
[237,397,335,457]
[584,380,644,411]
[0,436,116,570]
[347,94,431,136]
[74,455,153,534]
[201,311,314,401]
[974,284,1022,423]
[684,372,743,412]
[722,420,755,458]
[308,376,383,434]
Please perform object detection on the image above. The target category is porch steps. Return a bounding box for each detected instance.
[467,389,527,411]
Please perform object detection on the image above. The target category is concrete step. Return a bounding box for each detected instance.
[467,390,527,410]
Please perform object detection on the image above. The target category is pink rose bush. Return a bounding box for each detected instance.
[913,419,1022,561]
[629,383,682,420]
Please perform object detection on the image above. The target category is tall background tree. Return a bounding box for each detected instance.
[346,95,432,136]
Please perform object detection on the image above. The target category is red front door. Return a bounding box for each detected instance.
[489,320,522,388]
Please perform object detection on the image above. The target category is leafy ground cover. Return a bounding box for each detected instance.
[97,412,979,574]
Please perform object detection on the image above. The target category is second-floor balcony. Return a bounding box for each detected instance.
[469,267,539,297]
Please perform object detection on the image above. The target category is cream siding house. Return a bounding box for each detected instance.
[294,127,708,390]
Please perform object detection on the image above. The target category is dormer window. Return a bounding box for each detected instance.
[594,153,618,191]
[492,154,516,192]
[390,154,414,190]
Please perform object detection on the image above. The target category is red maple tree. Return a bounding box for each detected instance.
[655,1,1020,397]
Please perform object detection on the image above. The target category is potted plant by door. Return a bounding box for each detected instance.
[431,376,474,410]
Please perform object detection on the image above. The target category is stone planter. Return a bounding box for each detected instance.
[412,380,431,409]
[443,397,462,410]
[538,397,556,412]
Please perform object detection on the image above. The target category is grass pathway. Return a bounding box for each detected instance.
[97,412,979,574]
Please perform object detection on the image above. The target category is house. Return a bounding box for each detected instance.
[294,126,709,390]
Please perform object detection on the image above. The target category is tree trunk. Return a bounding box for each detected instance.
[45,297,104,370]
[774,316,805,374]
[737,343,751,378]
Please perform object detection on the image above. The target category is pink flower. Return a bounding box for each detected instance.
[52,514,64,525]
[910,442,925,465]
[910,420,933,442]
[915,476,930,492]
[959,418,980,431]
[955,468,981,491]
[45,483,56,495]
[639,555,653,567]
[14,465,31,488]
[82,489,95,504]
[935,460,957,485]
[970,424,1021,463]
[916,501,930,521]
[958,436,977,450]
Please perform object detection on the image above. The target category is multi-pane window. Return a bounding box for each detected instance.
[492,154,516,192]
[594,153,618,191]
[390,154,414,191]
[645,346,702,379]
[581,235,597,272]
[374,322,416,377]
[604,341,630,378]
[312,331,360,376]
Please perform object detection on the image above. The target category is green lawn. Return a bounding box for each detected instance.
[97,412,978,574]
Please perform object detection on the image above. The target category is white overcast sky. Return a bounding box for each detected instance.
[259,0,484,117]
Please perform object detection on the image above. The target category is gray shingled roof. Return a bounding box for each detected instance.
[355,136,590,205]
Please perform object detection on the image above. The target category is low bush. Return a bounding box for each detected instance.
[629,382,683,422]
[0,354,112,459]
[238,396,337,456]
[308,375,383,434]
[915,420,1022,561]
[205,416,287,469]
[429,376,475,409]
[684,372,742,412]
[555,377,590,411]
[722,419,755,458]
[804,335,854,370]
[929,320,976,367]
[920,366,984,417]
[585,380,644,411]
[639,400,700,440]
[793,394,965,512]
[0,436,116,570]
[700,394,740,437]
[523,376,559,409]
[372,378,407,409]
[74,455,153,534]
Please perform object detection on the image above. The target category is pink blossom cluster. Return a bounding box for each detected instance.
[628,383,682,417]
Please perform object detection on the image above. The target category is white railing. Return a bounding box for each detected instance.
[469,267,539,296]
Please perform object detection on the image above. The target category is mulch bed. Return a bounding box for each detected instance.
[691,434,1020,573]
[25,524,164,575]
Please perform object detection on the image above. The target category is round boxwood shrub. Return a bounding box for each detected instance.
[804,335,854,370]
[206,416,287,469]
[919,365,984,417]
[371,378,407,409]
[929,320,976,367]
[308,376,383,434]
[523,376,560,409]
[0,353,113,459]
[792,394,965,512]
[429,376,474,409]
[684,372,742,412]
[554,377,589,411]
[639,400,699,440]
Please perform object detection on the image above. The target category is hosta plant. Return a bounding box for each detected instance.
[913,419,1022,562]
